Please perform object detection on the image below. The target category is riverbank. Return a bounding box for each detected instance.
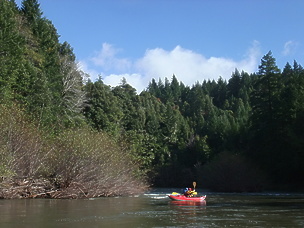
[0,177,148,199]
[0,177,54,199]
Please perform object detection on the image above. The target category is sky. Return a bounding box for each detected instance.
[16,0,304,92]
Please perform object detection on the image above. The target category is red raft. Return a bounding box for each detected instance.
[168,194,206,202]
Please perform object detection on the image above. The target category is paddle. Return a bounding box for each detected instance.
[192,181,197,196]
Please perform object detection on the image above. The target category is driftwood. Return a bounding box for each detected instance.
[0,177,58,199]
[0,177,148,199]
[0,177,91,199]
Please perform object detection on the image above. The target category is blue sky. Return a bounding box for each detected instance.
[16,0,304,92]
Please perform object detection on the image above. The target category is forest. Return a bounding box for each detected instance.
[1,0,304,198]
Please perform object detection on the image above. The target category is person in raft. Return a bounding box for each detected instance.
[183,188,197,197]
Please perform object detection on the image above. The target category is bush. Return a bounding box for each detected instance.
[48,128,148,198]
[0,104,148,198]
[0,104,49,178]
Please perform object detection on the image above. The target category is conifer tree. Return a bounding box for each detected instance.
[248,51,287,182]
[84,78,123,136]
[0,0,24,101]
[227,69,242,98]
[21,0,42,28]
[251,51,281,133]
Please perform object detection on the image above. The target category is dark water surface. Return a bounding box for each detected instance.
[1,189,304,227]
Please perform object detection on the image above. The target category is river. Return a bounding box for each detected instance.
[1,188,304,227]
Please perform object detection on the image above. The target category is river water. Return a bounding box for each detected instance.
[1,188,304,227]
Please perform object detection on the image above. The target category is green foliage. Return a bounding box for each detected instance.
[84,78,123,136]
[0,0,86,129]
[247,52,304,187]
[0,0,25,102]
[251,51,281,132]
[1,0,304,191]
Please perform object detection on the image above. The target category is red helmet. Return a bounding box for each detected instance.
[189,188,192,191]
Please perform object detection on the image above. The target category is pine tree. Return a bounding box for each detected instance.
[112,78,141,131]
[170,74,181,103]
[21,0,42,29]
[250,51,281,133]
[83,78,123,136]
[248,51,288,183]
[147,78,161,98]
[227,69,242,98]
[0,0,25,101]
[278,61,304,184]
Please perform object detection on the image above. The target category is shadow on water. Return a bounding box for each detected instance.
[206,192,304,209]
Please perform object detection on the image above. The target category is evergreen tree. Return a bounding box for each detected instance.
[210,77,227,108]
[0,0,24,101]
[147,78,161,98]
[249,51,287,183]
[278,61,304,184]
[140,91,161,135]
[227,69,242,98]
[250,51,281,133]
[21,0,42,30]
[112,78,141,131]
[84,78,123,136]
[170,74,181,103]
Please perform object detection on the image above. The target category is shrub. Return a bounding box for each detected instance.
[0,104,50,178]
[0,104,148,198]
[48,128,148,198]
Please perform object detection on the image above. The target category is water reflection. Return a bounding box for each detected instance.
[170,200,207,207]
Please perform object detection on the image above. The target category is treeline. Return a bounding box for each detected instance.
[84,54,304,191]
[1,0,303,194]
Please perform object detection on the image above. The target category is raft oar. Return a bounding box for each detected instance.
[193,181,196,191]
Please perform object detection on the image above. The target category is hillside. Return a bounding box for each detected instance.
[1,0,304,195]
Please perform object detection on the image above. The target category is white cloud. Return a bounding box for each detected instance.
[78,60,99,79]
[240,40,261,72]
[134,41,260,90]
[82,41,261,93]
[282,40,299,56]
[91,43,131,72]
[103,73,146,92]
